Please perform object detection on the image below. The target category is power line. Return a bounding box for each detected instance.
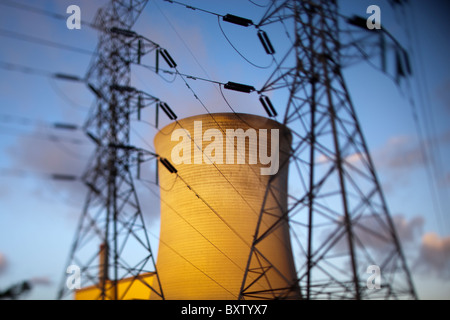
[139,63,225,86]
[162,0,223,18]
[0,113,80,131]
[247,0,271,8]
[401,2,450,232]
[0,60,53,77]
[0,167,78,181]
[152,0,213,82]
[48,78,91,111]
[0,60,86,84]
[217,16,274,69]
[0,127,87,145]
[0,28,95,56]
[162,0,273,69]
[0,114,91,159]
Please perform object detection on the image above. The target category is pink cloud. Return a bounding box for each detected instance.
[0,252,7,275]
[436,80,450,114]
[319,214,424,256]
[374,135,425,169]
[30,277,52,286]
[415,232,450,278]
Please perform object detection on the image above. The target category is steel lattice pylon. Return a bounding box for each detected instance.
[57,0,164,300]
[239,0,417,300]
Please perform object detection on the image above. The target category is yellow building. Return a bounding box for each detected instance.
[76,113,299,300]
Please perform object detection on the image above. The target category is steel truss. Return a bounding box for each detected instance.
[239,0,417,300]
[57,0,164,300]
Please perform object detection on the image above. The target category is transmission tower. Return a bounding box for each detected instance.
[57,0,164,300]
[239,0,417,300]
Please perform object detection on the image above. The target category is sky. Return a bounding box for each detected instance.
[0,0,449,300]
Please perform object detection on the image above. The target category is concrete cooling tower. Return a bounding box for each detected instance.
[153,113,299,299]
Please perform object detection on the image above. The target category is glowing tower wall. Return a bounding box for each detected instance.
[153,113,299,299]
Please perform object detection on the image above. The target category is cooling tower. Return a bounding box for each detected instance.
[153,113,299,299]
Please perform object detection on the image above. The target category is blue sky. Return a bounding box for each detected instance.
[0,0,449,299]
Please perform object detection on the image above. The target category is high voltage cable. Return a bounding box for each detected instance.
[0,112,94,167]
[0,60,86,83]
[401,3,450,231]
[163,0,223,18]
[247,0,271,8]
[409,3,450,232]
[0,167,78,181]
[0,61,53,77]
[139,64,225,86]
[0,57,223,95]
[141,3,294,233]
[217,16,274,69]
[388,2,448,231]
[48,78,91,110]
[0,127,86,145]
[0,28,95,56]
[162,0,274,69]
[0,113,91,160]
[152,0,215,88]
[0,61,95,107]
[0,113,80,131]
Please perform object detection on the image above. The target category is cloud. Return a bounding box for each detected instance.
[320,214,424,254]
[5,126,91,206]
[374,131,450,171]
[0,184,10,200]
[0,253,7,275]
[415,233,450,278]
[369,131,450,194]
[320,213,450,280]
[374,135,425,170]
[30,277,52,286]
[391,215,425,243]
[5,124,162,222]
[316,151,367,166]
[436,80,450,113]
[356,214,424,250]
[444,172,450,187]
